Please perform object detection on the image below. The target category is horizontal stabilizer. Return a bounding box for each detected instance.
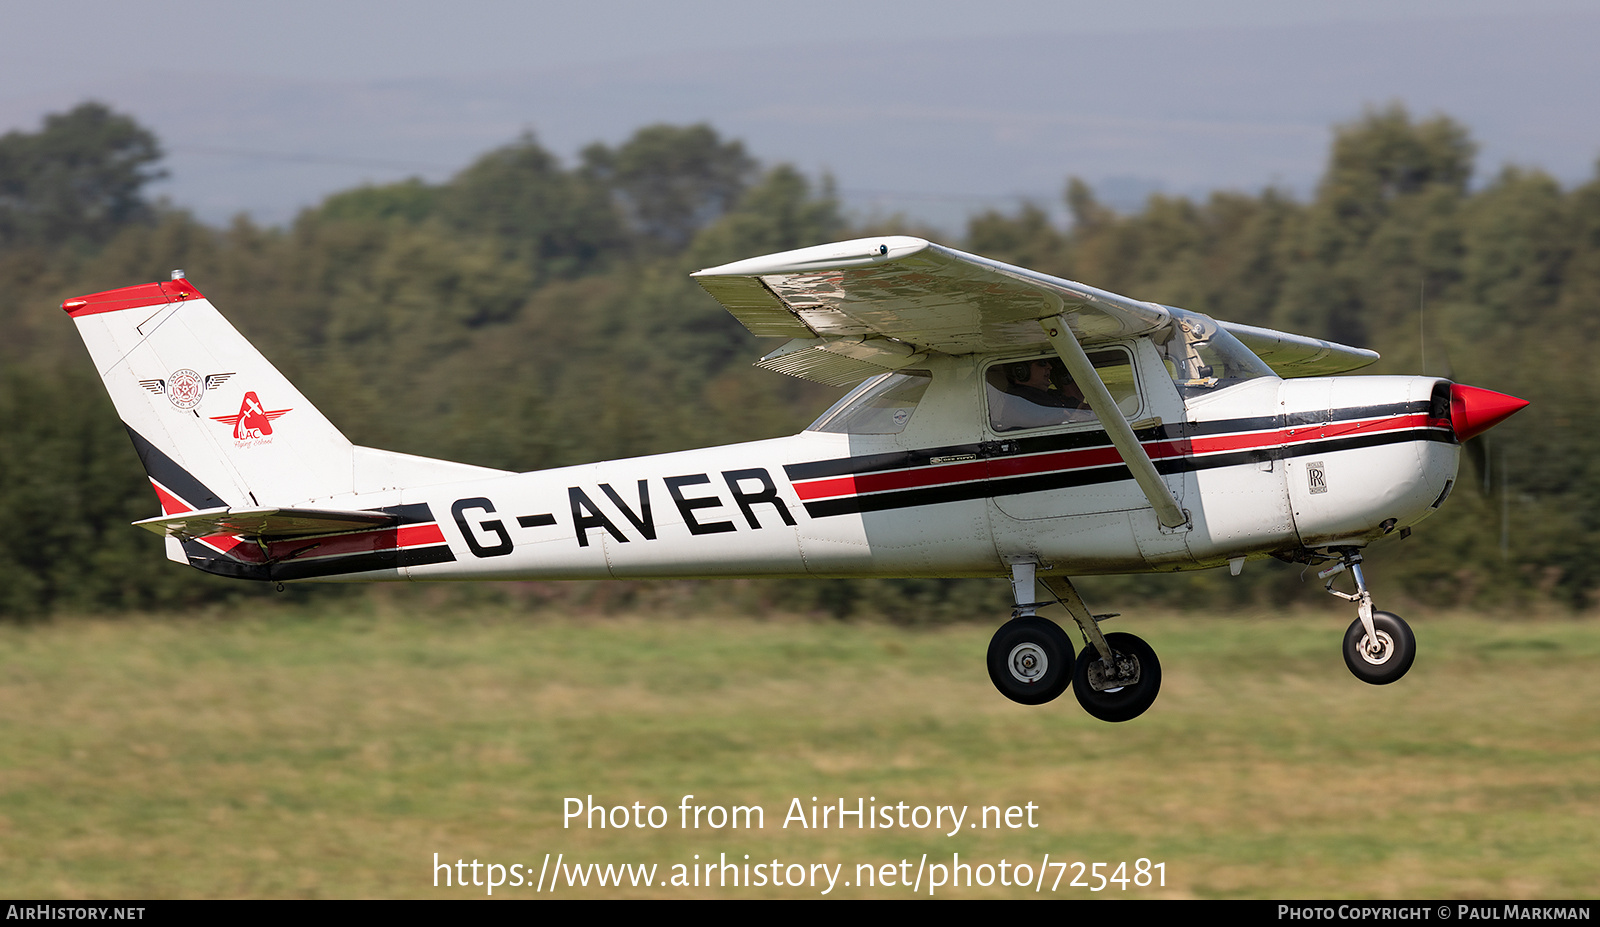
[133,506,399,541]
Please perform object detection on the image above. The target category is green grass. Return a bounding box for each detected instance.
[1,602,1596,898]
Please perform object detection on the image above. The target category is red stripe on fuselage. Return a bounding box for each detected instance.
[793,458,989,501]
[193,522,447,564]
[1184,413,1448,457]
[791,414,1451,502]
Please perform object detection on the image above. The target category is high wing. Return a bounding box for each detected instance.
[1219,321,1379,378]
[693,236,1377,385]
[694,237,1168,386]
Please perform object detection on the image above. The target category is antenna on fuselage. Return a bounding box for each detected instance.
[1418,277,1426,376]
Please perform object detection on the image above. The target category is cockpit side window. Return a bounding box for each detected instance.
[985,349,1138,433]
[807,370,932,434]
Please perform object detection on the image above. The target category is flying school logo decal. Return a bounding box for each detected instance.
[138,370,234,410]
[210,391,291,445]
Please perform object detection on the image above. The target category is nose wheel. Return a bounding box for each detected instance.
[1321,548,1417,685]
[1342,610,1415,685]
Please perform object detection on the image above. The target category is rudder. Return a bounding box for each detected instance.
[62,275,357,516]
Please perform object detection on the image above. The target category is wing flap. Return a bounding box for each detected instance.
[133,506,399,540]
[754,336,928,387]
[693,275,813,339]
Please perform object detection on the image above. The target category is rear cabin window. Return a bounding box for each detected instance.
[808,370,932,435]
[985,350,1138,432]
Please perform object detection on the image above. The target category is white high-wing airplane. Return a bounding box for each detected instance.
[63,237,1528,722]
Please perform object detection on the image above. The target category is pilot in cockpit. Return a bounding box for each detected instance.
[987,357,1095,431]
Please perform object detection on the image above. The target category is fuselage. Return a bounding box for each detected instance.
[174,342,1460,585]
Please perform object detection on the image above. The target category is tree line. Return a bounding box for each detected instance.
[0,101,1592,619]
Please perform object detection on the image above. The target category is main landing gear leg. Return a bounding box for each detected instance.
[1320,547,1416,685]
[1039,574,1162,723]
[985,563,1073,705]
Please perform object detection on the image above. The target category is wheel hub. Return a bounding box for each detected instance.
[1006,642,1048,684]
[1086,652,1141,692]
[1358,630,1395,665]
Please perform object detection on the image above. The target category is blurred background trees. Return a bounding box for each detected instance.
[0,101,166,253]
[0,102,1591,618]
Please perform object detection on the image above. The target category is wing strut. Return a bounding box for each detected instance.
[1040,315,1189,529]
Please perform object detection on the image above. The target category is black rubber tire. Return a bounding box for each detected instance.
[1072,631,1162,722]
[1342,611,1416,685]
[986,617,1074,705]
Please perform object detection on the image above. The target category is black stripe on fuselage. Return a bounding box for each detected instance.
[375,502,440,525]
[785,401,1432,483]
[178,503,455,581]
[797,416,1452,519]
[181,540,456,581]
[120,425,454,582]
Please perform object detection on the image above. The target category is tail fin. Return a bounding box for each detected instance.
[65,275,509,580]
[63,276,358,515]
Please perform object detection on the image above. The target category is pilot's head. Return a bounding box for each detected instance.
[1008,359,1055,390]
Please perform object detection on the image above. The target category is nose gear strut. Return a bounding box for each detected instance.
[1319,548,1417,685]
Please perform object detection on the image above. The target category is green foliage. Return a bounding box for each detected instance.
[688,165,843,268]
[966,202,1066,275]
[582,124,755,254]
[316,178,439,224]
[0,366,269,615]
[439,132,626,279]
[1319,104,1476,230]
[0,102,165,252]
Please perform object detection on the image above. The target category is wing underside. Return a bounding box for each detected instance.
[1220,321,1379,378]
[694,237,1171,385]
[694,237,1376,385]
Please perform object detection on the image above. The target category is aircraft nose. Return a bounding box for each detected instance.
[1449,384,1529,441]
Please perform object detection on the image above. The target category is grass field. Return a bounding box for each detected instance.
[1,600,1596,899]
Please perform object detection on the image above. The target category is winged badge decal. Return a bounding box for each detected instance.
[138,370,235,410]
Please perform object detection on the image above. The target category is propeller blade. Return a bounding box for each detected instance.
[1463,434,1492,496]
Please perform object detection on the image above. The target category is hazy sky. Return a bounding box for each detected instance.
[4,0,1595,229]
[4,0,1588,88]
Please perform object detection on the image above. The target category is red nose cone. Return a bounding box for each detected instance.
[1450,384,1529,442]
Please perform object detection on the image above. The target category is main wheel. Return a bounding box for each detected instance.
[1072,632,1161,722]
[1342,611,1415,685]
[987,617,1074,705]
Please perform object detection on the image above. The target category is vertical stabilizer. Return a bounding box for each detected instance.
[62,277,356,514]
